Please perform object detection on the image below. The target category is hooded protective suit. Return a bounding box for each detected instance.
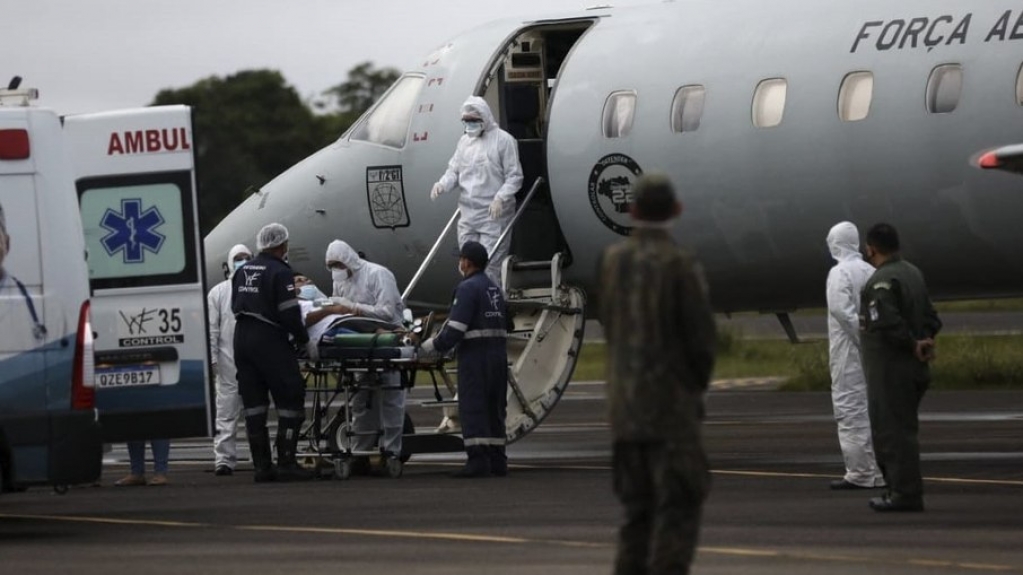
[826,222,884,488]
[433,96,524,286]
[325,240,405,458]
[207,243,252,471]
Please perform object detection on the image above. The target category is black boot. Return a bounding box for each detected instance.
[452,446,491,478]
[488,446,508,477]
[275,417,314,482]
[246,414,276,483]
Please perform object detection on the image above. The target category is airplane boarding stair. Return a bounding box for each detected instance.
[402,177,587,444]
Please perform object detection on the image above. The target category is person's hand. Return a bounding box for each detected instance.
[488,197,507,219]
[431,183,444,201]
[914,338,936,362]
[305,340,320,362]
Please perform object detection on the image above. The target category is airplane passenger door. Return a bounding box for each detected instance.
[64,106,212,442]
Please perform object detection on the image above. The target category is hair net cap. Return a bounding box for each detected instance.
[256,223,289,251]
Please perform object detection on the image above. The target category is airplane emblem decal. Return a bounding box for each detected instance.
[100,198,166,263]
[588,154,643,236]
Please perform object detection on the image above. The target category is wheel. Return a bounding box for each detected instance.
[334,458,352,480]
[326,408,352,455]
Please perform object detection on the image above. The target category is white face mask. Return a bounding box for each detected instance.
[463,120,483,138]
[331,269,349,284]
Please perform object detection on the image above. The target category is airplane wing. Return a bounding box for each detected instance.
[975,144,1023,176]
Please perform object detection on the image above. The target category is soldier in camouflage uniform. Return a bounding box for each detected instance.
[598,173,717,575]
[859,223,941,512]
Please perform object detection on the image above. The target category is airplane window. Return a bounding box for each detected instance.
[671,85,706,133]
[752,78,787,128]
[838,72,874,122]
[349,75,424,148]
[1016,63,1023,106]
[926,64,963,114]
[602,91,637,138]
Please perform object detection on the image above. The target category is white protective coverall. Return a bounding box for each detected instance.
[207,243,252,470]
[433,96,524,286]
[326,240,406,456]
[826,222,884,487]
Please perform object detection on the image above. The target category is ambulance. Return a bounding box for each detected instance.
[0,82,212,493]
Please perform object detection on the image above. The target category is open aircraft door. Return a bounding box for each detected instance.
[64,106,212,442]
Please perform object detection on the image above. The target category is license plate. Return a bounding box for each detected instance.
[96,364,161,388]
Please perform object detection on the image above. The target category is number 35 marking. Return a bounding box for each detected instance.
[158,308,182,334]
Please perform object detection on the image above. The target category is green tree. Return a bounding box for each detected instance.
[152,69,330,234]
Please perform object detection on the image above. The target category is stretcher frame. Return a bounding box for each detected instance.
[298,347,460,480]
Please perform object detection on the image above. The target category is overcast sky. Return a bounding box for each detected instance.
[6,0,652,115]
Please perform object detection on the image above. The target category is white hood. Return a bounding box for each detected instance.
[227,243,252,278]
[461,96,498,132]
[325,239,364,272]
[826,222,862,262]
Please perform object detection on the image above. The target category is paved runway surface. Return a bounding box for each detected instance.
[2,384,1021,574]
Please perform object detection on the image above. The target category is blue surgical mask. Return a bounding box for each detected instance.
[299,284,324,301]
[463,120,483,137]
[233,259,248,271]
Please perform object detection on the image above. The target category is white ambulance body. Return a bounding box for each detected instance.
[0,85,211,493]
[65,106,213,442]
[0,88,101,491]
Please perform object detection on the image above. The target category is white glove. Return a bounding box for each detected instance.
[430,183,444,201]
[305,340,320,362]
[488,197,508,220]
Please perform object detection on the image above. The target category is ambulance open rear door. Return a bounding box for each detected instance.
[64,106,212,442]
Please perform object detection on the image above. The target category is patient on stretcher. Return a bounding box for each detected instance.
[294,274,405,351]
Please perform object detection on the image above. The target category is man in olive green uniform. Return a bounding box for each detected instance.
[859,223,941,512]
[599,173,717,575]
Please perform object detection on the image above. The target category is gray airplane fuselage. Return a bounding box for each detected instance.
[205,0,1023,313]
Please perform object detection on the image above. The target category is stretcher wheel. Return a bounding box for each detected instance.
[335,459,352,480]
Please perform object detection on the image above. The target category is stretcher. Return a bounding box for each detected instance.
[297,314,463,479]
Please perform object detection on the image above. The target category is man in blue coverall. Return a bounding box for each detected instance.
[421,241,509,478]
[232,223,315,482]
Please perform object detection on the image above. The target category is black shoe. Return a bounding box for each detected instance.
[254,466,278,483]
[214,465,233,477]
[488,446,508,477]
[276,463,315,482]
[830,479,872,490]
[869,494,924,512]
[451,464,491,478]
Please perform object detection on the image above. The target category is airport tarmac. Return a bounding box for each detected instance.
[2,384,1021,574]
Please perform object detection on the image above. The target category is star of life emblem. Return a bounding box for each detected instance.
[100,198,166,263]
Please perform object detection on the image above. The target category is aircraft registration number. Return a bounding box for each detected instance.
[96,365,161,388]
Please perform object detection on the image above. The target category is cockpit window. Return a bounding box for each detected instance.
[349,75,423,148]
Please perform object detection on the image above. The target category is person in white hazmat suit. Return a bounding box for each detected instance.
[325,240,406,471]
[431,96,524,287]
[826,222,886,490]
[207,244,253,475]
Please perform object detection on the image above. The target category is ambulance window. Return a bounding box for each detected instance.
[349,76,424,148]
[671,85,706,133]
[838,72,874,122]
[752,78,787,128]
[602,91,637,138]
[926,64,962,114]
[1016,62,1023,106]
[77,171,198,289]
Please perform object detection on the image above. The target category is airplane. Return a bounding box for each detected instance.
[206,0,1023,443]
